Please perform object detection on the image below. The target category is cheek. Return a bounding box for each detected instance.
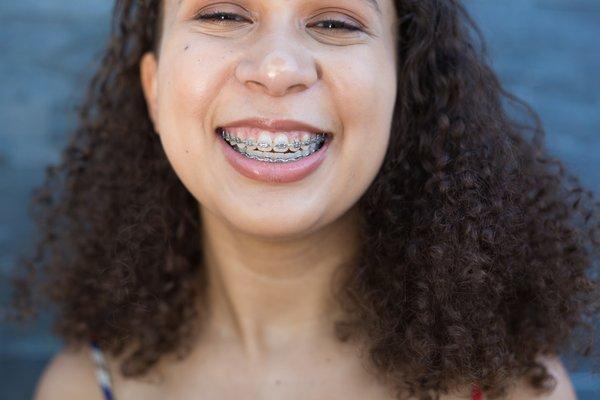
[159,47,224,122]
[156,43,232,156]
[153,43,233,190]
[328,47,397,179]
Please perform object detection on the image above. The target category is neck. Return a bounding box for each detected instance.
[197,204,361,362]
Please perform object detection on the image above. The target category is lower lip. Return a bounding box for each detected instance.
[217,131,331,184]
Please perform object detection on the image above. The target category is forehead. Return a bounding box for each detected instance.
[166,0,383,14]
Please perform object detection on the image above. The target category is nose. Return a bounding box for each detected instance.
[235,35,319,97]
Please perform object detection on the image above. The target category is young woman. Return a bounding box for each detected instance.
[11,0,598,398]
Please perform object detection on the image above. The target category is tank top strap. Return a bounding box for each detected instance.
[89,340,116,400]
[471,382,484,400]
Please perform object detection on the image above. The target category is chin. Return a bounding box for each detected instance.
[226,210,325,239]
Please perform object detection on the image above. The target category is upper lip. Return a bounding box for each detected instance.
[218,118,330,134]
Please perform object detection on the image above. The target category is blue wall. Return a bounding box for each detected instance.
[1,1,598,399]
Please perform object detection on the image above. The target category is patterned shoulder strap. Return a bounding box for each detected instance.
[89,340,116,400]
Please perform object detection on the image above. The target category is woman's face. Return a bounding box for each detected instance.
[140,0,398,238]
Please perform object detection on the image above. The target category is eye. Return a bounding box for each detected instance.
[195,11,364,33]
[195,11,250,25]
[308,19,363,32]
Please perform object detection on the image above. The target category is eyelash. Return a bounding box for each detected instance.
[196,11,363,32]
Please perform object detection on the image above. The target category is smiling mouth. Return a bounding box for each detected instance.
[216,127,331,163]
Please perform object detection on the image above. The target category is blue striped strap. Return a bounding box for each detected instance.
[89,340,115,400]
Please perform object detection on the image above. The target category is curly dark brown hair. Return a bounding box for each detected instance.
[6,0,600,399]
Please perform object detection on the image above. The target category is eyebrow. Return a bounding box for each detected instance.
[176,0,381,15]
[362,0,382,14]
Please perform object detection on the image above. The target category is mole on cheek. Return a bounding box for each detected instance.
[184,44,190,51]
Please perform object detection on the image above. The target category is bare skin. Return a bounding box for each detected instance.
[34,345,576,399]
[124,0,399,396]
[33,0,578,399]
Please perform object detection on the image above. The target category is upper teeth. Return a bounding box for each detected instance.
[221,128,327,153]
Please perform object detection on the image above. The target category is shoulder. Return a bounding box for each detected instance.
[505,354,577,400]
[32,343,104,400]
